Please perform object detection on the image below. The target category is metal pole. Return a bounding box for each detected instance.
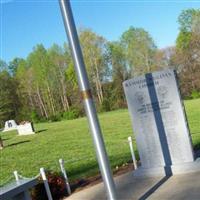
[128,136,137,169]
[59,158,71,195]
[58,1,117,199]
[40,168,53,200]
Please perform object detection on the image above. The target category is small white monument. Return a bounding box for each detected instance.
[3,120,18,132]
[17,122,35,135]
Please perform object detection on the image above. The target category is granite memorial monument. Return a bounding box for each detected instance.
[123,69,200,176]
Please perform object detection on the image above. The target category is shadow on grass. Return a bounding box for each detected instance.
[2,138,12,141]
[6,140,30,147]
[36,129,47,133]
[68,161,98,179]
[191,131,200,135]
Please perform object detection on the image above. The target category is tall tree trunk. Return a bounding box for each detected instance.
[61,80,70,111]
[145,54,151,73]
[37,86,48,119]
[60,95,66,112]
[94,59,103,103]
[28,90,34,109]
[47,83,56,116]
[95,80,102,104]
[33,94,44,117]
[58,65,70,111]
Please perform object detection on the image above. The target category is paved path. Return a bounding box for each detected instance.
[64,171,200,200]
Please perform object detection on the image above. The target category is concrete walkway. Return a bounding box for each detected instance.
[64,171,200,200]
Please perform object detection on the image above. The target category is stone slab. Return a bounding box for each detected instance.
[133,158,200,177]
[65,172,163,200]
[17,123,35,135]
[64,171,200,200]
[3,120,18,132]
[123,69,194,174]
[171,157,200,175]
[149,172,200,200]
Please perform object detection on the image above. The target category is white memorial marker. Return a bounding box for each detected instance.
[123,69,200,176]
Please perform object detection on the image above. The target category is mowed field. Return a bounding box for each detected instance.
[1,99,200,185]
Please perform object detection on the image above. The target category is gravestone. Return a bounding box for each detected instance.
[3,120,18,132]
[123,69,200,176]
[17,122,35,135]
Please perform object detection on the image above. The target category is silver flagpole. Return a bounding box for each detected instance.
[58,1,117,199]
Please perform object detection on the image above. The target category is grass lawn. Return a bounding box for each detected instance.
[0,99,200,185]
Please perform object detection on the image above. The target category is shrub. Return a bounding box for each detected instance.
[30,111,48,123]
[99,99,111,112]
[49,113,62,122]
[62,108,80,120]
[31,171,68,200]
[190,90,200,99]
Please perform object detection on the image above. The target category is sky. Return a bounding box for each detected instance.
[1,0,200,63]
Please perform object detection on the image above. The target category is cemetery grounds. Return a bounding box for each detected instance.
[0,98,200,186]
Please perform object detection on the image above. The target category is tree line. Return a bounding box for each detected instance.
[0,9,199,126]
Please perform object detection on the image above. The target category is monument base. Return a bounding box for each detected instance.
[134,158,200,177]
[171,158,200,174]
[3,127,17,132]
[17,123,35,135]
[133,166,166,177]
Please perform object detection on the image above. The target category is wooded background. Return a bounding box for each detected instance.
[0,9,199,126]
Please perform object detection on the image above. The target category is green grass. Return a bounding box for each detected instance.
[0,99,200,185]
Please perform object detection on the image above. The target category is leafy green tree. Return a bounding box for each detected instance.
[5,18,199,123]
[176,9,200,50]
[175,9,200,97]
[120,27,157,76]
[107,42,129,108]
[8,58,23,76]
[79,29,109,104]
[27,44,53,118]
[0,59,8,72]
[153,47,176,70]
[48,43,73,112]
[0,71,19,126]
[15,59,34,120]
